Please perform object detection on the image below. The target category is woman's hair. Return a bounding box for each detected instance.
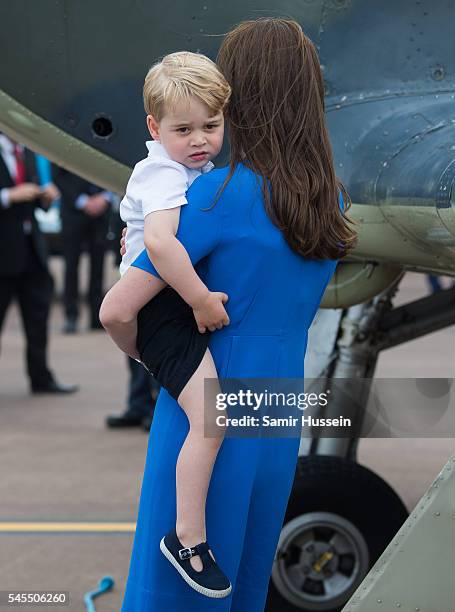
[216,18,356,259]
[143,51,231,121]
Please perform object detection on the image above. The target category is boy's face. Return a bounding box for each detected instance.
[147,96,224,169]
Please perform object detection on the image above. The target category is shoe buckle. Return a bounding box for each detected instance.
[178,547,194,560]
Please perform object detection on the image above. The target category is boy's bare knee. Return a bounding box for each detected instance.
[99,300,114,329]
[99,300,134,329]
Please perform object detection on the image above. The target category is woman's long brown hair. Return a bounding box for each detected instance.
[216,18,357,259]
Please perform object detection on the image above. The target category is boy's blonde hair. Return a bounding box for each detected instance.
[143,51,231,121]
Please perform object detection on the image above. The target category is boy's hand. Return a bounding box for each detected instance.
[193,291,229,333]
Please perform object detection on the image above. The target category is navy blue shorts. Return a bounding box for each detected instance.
[136,287,210,401]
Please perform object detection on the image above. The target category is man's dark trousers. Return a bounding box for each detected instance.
[53,167,109,326]
[62,211,108,324]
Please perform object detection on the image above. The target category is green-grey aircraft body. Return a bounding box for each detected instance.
[1,0,455,307]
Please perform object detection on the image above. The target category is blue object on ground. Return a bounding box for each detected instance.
[83,576,115,611]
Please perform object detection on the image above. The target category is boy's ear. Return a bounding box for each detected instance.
[147,115,160,141]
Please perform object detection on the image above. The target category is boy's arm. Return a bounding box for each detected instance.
[144,209,229,332]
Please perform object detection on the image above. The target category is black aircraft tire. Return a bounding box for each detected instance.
[266,455,409,612]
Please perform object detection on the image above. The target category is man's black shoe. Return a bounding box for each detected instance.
[63,317,78,334]
[31,380,79,394]
[106,412,145,428]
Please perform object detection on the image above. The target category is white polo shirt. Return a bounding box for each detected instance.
[119,140,214,275]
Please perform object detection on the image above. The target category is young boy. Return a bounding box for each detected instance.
[100,52,232,598]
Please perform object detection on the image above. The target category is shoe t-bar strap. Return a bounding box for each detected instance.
[178,542,209,560]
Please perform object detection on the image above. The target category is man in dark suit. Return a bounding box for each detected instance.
[106,356,160,430]
[0,134,78,393]
[52,167,111,333]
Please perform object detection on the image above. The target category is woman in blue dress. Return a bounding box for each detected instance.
[122,17,356,611]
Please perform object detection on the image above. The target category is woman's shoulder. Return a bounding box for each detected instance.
[190,162,259,196]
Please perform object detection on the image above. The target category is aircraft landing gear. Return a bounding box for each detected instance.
[266,455,408,611]
[268,278,455,611]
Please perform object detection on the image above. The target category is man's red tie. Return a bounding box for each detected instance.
[13,144,26,185]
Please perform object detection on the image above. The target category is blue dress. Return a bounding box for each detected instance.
[122,163,339,611]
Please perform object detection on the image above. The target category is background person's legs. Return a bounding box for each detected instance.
[0,276,16,354]
[128,357,160,418]
[87,214,108,329]
[106,356,160,429]
[16,250,53,388]
[62,215,84,332]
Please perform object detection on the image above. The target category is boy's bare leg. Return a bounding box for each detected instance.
[175,349,226,571]
[99,266,166,359]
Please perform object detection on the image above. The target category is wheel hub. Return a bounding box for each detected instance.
[272,512,369,611]
[300,541,338,581]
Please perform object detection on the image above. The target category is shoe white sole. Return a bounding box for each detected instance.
[159,537,232,599]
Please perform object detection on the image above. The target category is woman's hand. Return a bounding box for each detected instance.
[8,183,42,203]
[193,291,230,333]
[120,227,127,257]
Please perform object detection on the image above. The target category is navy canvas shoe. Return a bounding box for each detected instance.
[160,529,232,598]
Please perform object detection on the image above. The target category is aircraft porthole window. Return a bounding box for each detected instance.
[431,65,445,81]
[91,115,114,139]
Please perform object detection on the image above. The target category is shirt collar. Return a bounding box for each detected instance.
[146,140,170,160]
[145,140,214,173]
[0,134,16,156]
